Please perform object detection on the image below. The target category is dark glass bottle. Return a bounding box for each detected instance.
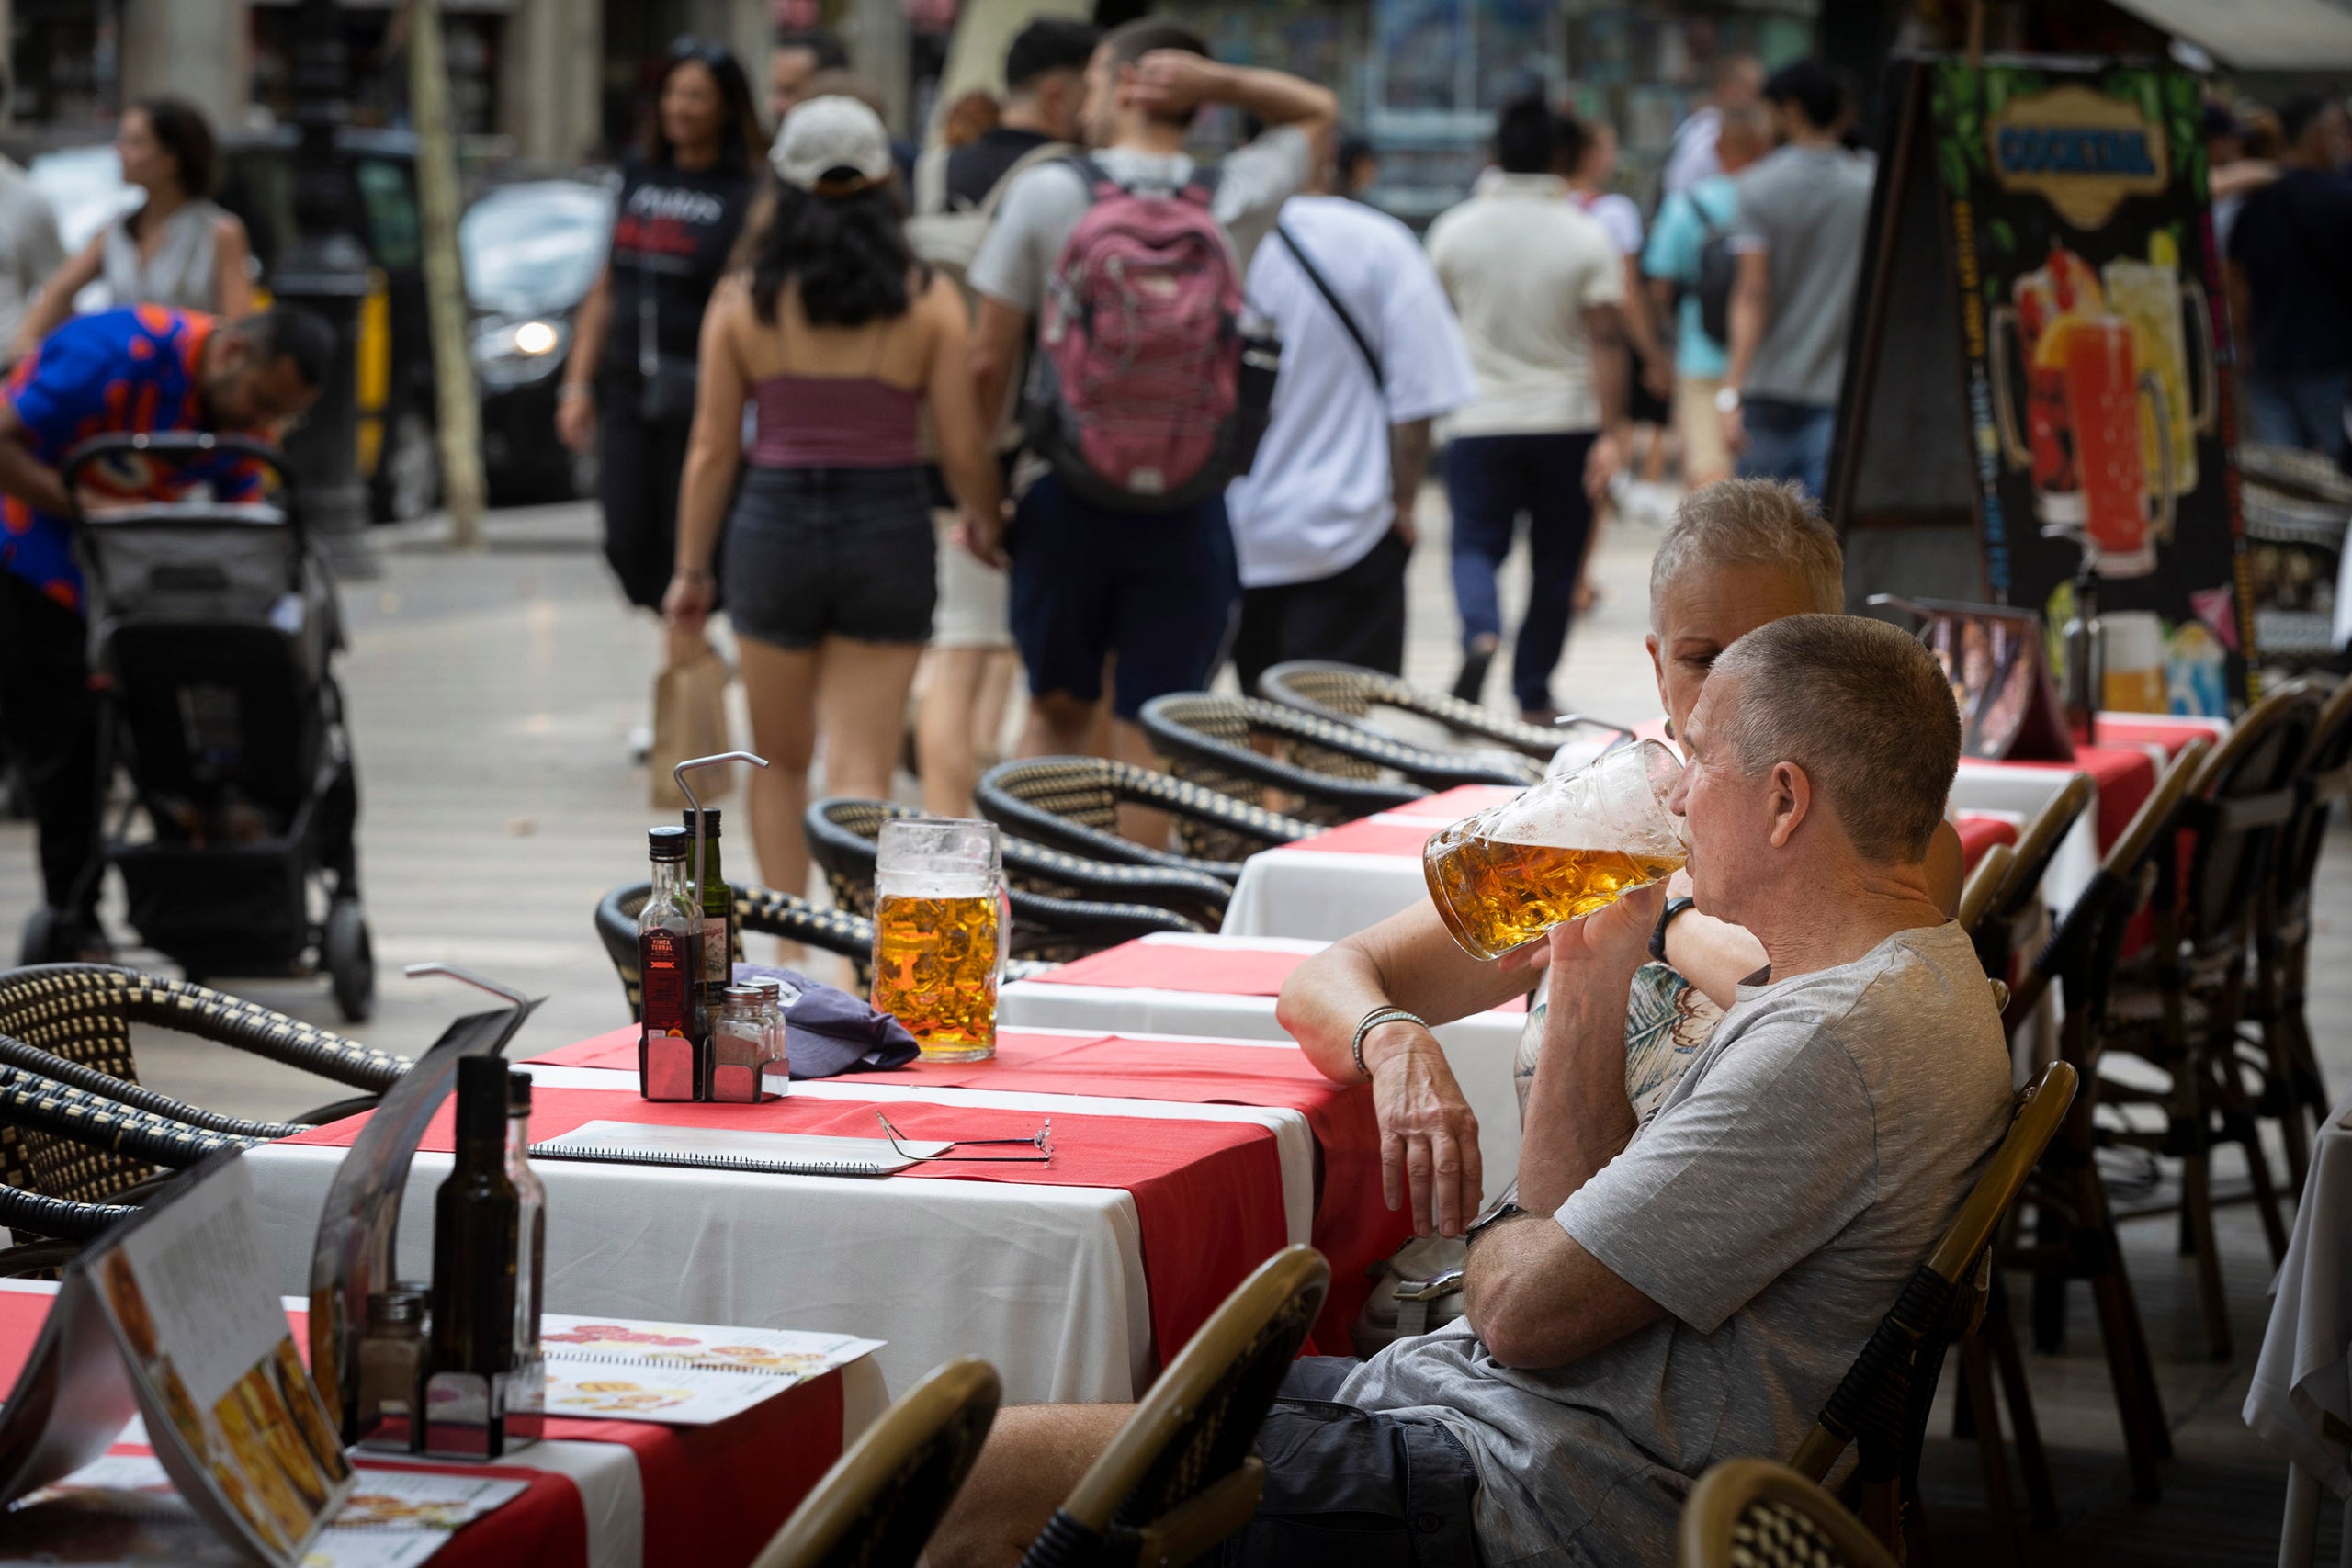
[639,824,706,1100]
[682,807,733,1010]
[429,1055,519,1383]
[506,1071,547,1360]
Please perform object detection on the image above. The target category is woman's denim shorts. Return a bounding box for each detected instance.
[723,465,936,649]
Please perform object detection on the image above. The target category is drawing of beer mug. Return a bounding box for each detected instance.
[1990,255,2098,520]
[1423,739,1687,961]
[2102,251,2216,501]
[872,818,1008,1061]
[2058,315,2172,580]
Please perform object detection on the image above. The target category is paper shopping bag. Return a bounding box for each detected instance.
[650,646,735,808]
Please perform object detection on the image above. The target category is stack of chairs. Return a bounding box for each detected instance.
[1257,660,1632,766]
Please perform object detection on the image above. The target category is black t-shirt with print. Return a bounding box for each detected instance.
[601,157,754,381]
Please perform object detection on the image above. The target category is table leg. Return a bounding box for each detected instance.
[2282,1461,2320,1568]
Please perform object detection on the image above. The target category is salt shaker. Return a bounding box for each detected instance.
[710,983,768,1102]
[752,975,797,1093]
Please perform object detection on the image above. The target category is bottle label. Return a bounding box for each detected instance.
[640,928,694,1034]
[701,916,728,987]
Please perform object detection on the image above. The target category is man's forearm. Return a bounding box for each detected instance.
[1724,267,1768,391]
[1213,64,1337,134]
[1589,305,1630,430]
[1514,972,1638,1213]
[1662,910,1768,1011]
[0,437,69,517]
[1388,418,1432,524]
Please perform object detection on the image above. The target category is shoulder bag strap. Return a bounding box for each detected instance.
[978,141,1077,220]
[1275,219,1383,392]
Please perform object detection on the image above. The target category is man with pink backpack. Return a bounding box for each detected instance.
[965,20,1335,772]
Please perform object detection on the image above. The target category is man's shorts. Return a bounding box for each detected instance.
[1674,375,1733,489]
[1006,472,1240,721]
[1211,1357,1484,1568]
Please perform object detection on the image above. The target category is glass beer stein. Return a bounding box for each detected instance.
[871,817,1008,1062]
[1423,739,1689,962]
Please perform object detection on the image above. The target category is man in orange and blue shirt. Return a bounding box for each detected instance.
[0,305,330,953]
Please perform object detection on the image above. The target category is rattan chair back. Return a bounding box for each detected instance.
[2274,678,2352,927]
[0,964,403,1202]
[2174,684,2320,961]
[1258,660,1634,763]
[1679,1457,1898,1568]
[0,1180,141,1277]
[1956,843,2015,942]
[1019,1246,1331,1568]
[0,1059,267,1205]
[1790,1063,2078,1543]
[750,1357,1001,1568]
[977,758,1318,881]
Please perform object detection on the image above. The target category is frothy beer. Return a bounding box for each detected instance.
[1422,739,1688,961]
[872,889,1001,1059]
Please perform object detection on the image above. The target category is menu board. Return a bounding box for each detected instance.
[1832,53,2257,714]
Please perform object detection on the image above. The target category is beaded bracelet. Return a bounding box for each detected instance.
[1351,1005,1429,1081]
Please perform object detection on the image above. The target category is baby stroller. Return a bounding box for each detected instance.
[18,431,375,1021]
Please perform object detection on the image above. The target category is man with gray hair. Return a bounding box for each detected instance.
[930,614,2014,1568]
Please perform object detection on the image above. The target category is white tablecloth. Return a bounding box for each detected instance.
[2250,1098,2352,1495]
[1000,932,1528,1203]
[245,1057,1316,1405]
[1223,809,1462,942]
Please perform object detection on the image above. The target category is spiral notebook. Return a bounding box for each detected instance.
[528,1120,949,1178]
[534,1314,883,1425]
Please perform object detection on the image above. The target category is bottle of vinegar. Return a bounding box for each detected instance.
[639,825,706,1100]
[682,807,733,1011]
[429,1056,520,1390]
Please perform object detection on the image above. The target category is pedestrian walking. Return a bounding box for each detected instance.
[910,17,1098,818]
[768,27,851,125]
[0,308,330,957]
[1643,102,1770,491]
[14,96,253,358]
[2227,95,2352,464]
[1718,59,1871,501]
[1662,54,1763,197]
[963,20,1335,777]
[1563,112,1674,536]
[557,39,763,750]
[0,71,62,371]
[1427,95,1627,722]
[1224,179,1476,695]
[663,97,1001,914]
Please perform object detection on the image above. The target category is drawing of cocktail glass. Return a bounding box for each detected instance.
[2104,238,2215,504]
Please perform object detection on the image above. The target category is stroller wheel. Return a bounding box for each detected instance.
[18,908,70,966]
[325,898,376,1024]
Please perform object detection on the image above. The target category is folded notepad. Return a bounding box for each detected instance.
[530,1120,949,1178]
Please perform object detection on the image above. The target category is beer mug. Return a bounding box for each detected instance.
[1423,739,1688,961]
[871,818,1008,1062]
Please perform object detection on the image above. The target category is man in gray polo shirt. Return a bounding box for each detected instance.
[928,615,2015,1568]
[1718,59,1873,500]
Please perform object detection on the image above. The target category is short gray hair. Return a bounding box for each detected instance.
[1648,479,1844,626]
[1708,615,1960,863]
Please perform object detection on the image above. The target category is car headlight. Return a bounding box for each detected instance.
[472,318,568,387]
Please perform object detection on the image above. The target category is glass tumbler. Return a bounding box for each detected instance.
[871,817,1008,1062]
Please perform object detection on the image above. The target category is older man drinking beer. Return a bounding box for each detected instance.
[929,614,2015,1568]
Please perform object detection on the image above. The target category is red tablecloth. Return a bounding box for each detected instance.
[1032,942,1309,997]
[1957,814,2019,870]
[1984,744,2159,856]
[286,1087,1289,1374]
[0,1285,848,1568]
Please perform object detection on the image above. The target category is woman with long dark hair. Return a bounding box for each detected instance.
[664,96,1001,908]
[558,39,764,688]
[14,96,253,355]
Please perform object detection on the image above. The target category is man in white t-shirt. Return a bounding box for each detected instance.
[964,21,1333,777]
[1426,95,1627,724]
[1224,186,1476,694]
[1662,54,1763,197]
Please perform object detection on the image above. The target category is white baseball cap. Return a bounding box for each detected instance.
[770,95,894,194]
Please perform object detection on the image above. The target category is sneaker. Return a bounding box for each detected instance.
[1621,479,1680,526]
[1452,638,1498,705]
[628,723,653,763]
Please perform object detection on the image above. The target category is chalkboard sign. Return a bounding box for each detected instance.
[1832,53,2256,714]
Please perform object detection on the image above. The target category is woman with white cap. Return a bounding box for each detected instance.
[664,95,1002,913]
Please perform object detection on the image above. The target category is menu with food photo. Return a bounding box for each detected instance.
[535,1314,882,1425]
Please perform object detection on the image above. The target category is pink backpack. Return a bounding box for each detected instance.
[1024,159,1274,512]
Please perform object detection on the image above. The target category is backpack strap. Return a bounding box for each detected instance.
[979,140,1077,220]
[1065,153,1223,209]
[1275,220,1383,393]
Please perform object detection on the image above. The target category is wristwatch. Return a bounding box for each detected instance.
[1649,896,1697,964]
[1713,385,1742,414]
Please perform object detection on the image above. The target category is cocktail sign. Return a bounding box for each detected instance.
[1989,243,2174,579]
[2103,233,2216,497]
[1423,739,1688,962]
[871,817,1008,1062]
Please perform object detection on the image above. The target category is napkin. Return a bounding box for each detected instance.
[732,964,921,1077]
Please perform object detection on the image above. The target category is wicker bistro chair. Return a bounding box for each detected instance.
[1680,1457,1898,1568]
[0,964,404,1202]
[0,1059,273,1213]
[1969,775,2096,990]
[1258,660,1635,765]
[2094,685,2319,1361]
[1139,692,1540,827]
[808,797,1231,935]
[751,1357,1001,1568]
[978,758,1320,884]
[1995,740,2206,1505]
[1020,1246,1330,1568]
[2246,678,2352,1194]
[594,882,1051,1021]
[1790,1062,2077,1559]
[0,1182,142,1277]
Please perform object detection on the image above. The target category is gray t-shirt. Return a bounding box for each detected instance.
[1338,920,2013,1567]
[965,126,1311,316]
[1729,145,1874,408]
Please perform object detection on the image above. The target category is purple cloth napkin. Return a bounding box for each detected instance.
[731,963,920,1077]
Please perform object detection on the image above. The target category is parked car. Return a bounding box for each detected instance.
[460,177,612,503]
